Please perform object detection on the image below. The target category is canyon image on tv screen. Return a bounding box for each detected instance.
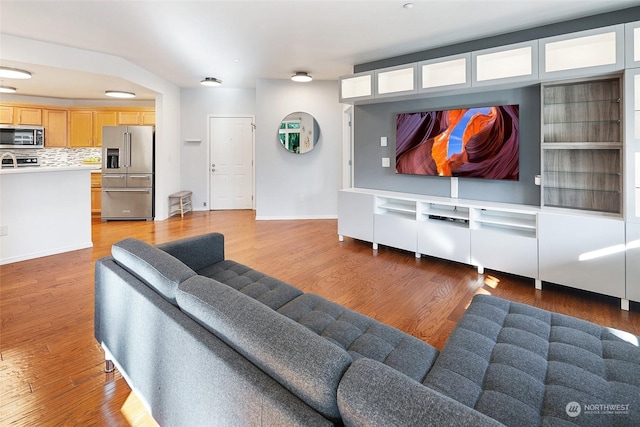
[395,105,519,181]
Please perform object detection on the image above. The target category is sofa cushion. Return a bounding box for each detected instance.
[157,232,225,271]
[197,260,302,310]
[423,294,640,426]
[176,275,352,422]
[112,238,196,305]
[277,293,438,382]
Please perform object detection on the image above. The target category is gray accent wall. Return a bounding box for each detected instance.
[354,86,541,205]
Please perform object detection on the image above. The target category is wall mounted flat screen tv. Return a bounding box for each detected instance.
[395,105,519,181]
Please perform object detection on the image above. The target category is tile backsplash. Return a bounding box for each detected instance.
[0,148,101,166]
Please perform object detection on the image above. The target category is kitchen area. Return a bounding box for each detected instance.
[0,101,155,265]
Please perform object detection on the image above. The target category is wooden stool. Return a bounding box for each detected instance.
[169,191,193,217]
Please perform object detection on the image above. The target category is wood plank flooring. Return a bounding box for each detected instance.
[1,210,638,426]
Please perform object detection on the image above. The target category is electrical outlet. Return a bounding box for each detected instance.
[0,225,8,236]
[203,202,207,207]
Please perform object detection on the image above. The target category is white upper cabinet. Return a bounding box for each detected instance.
[339,71,374,103]
[472,41,538,86]
[418,53,471,93]
[625,21,640,69]
[374,64,417,98]
[539,25,624,79]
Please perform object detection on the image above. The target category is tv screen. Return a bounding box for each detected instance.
[395,105,519,180]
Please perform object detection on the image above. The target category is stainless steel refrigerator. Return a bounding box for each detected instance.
[101,125,154,221]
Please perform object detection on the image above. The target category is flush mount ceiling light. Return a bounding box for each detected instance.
[201,77,222,87]
[291,72,312,83]
[0,86,17,93]
[105,90,136,98]
[0,66,32,79]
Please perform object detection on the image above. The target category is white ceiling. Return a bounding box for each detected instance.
[0,0,638,100]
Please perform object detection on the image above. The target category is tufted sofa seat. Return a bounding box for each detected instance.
[337,294,640,427]
[422,294,640,426]
[278,293,437,382]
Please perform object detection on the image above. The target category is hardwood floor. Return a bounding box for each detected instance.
[1,210,639,426]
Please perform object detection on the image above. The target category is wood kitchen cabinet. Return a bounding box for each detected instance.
[69,110,94,147]
[69,110,116,147]
[91,172,102,214]
[43,109,68,147]
[94,111,117,146]
[117,108,155,125]
[0,103,42,125]
[0,105,13,124]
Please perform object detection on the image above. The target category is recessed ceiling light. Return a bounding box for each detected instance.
[201,77,222,87]
[291,72,312,83]
[0,67,32,79]
[0,86,17,93]
[403,3,414,9]
[105,90,136,98]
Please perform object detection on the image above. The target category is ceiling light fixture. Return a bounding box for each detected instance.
[0,66,32,79]
[0,86,17,93]
[105,90,136,98]
[403,3,414,9]
[291,72,312,83]
[201,77,222,87]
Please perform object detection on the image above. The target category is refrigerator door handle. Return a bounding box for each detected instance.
[104,189,151,193]
[125,132,132,168]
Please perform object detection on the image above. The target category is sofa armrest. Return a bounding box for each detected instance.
[157,232,225,271]
[337,358,504,427]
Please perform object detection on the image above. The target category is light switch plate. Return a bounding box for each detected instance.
[382,157,390,167]
[380,137,387,147]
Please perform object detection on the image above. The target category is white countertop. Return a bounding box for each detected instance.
[0,164,100,175]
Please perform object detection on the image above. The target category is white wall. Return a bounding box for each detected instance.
[0,35,182,220]
[255,79,341,219]
[180,88,256,210]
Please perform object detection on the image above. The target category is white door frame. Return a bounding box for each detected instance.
[342,106,353,189]
[207,114,256,210]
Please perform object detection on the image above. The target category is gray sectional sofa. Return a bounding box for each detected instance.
[94,232,640,426]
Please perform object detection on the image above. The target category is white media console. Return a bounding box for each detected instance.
[338,188,635,310]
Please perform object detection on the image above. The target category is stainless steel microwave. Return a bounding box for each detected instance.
[0,125,44,149]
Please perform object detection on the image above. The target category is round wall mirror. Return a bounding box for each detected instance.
[278,112,320,154]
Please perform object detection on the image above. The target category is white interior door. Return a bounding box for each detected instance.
[209,116,254,209]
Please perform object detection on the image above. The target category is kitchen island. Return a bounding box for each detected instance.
[0,165,96,265]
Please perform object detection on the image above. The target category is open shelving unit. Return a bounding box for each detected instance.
[541,77,623,214]
[471,209,537,238]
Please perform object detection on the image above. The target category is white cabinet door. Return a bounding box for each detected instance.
[625,21,640,69]
[539,25,624,80]
[626,222,640,302]
[470,229,538,279]
[375,64,417,99]
[624,69,640,223]
[374,214,417,253]
[419,53,471,93]
[418,221,470,264]
[538,212,625,298]
[339,72,374,103]
[472,41,538,87]
[338,190,375,242]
